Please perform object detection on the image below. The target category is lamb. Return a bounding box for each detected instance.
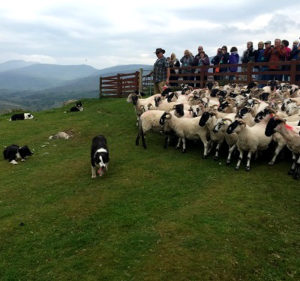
[226,119,272,171]
[135,110,166,149]
[265,117,300,179]
[160,112,210,156]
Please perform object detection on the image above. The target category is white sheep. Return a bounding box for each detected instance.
[226,119,272,171]
[160,112,210,157]
[135,110,166,149]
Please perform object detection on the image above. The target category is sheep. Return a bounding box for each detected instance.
[159,112,210,156]
[265,117,300,179]
[226,119,272,171]
[199,110,232,159]
[135,110,166,149]
[213,116,238,164]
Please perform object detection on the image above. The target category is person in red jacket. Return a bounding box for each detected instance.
[264,38,286,81]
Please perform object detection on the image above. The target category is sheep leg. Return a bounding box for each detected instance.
[202,140,209,159]
[214,143,220,160]
[293,155,300,180]
[141,129,147,149]
[164,136,169,149]
[226,144,236,165]
[235,149,243,170]
[268,143,285,165]
[176,138,181,150]
[182,138,186,153]
[245,151,252,171]
[288,153,297,175]
[136,131,140,146]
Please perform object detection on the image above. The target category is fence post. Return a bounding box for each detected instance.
[117,74,122,97]
[290,60,296,84]
[200,67,205,88]
[99,77,102,98]
[139,68,143,93]
[247,63,253,84]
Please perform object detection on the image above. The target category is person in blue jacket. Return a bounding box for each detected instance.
[228,47,239,81]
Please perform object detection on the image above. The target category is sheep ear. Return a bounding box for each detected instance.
[166,113,172,119]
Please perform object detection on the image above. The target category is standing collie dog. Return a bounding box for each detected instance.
[91,135,109,178]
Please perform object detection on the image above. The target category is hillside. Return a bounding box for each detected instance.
[0,98,299,280]
[0,61,152,112]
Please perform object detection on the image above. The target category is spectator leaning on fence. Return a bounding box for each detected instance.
[211,48,222,80]
[169,52,180,86]
[254,41,265,83]
[180,50,194,86]
[228,47,239,81]
[290,40,300,81]
[282,39,291,82]
[264,39,286,81]
[241,41,255,81]
[151,48,170,94]
[219,46,229,79]
[194,50,210,86]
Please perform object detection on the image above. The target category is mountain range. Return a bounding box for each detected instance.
[0,60,152,112]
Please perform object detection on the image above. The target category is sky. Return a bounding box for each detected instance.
[1,0,300,70]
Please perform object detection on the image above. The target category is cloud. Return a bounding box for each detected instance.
[0,0,300,69]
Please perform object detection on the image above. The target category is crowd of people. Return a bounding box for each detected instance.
[150,38,300,94]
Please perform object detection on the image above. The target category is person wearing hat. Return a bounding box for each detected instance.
[151,48,170,94]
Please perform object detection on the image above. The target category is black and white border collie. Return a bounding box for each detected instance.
[10,113,34,121]
[91,135,109,178]
[70,101,83,112]
[3,145,33,164]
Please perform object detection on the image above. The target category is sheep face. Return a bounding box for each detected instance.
[226,120,244,134]
[265,117,283,137]
[173,104,184,117]
[236,107,251,119]
[199,111,211,127]
[254,108,274,123]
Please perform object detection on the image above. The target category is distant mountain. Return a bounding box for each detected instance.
[0,60,36,73]
[0,62,152,112]
[10,63,98,81]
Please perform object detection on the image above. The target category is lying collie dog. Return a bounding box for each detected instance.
[91,135,109,178]
[10,113,34,121]
[70,101,83,112]
[3,145,33,164]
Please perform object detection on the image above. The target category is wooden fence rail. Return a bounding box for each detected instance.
[99,60,300,98]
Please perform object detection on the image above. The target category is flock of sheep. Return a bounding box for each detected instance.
[127,81,300,180]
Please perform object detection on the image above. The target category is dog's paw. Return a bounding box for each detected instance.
[91,174,96,179]
[10,160,18,165]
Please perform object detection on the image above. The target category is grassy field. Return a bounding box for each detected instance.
[0,98,299,281]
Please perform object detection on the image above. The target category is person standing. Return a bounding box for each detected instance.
[219,46,229,80]
[264,39,286,81]
[211,48,222,81]
[194,50,210,86]
[169,53,180,86]
[282,39,291,82]
[228,47,239,81]
[180,50,194,86]
[151,48,170,94]
[254,41,265,84]
[241,41,255,80]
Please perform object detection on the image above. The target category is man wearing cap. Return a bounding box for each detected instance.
[151,48,170,94]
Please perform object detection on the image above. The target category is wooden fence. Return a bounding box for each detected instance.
[99,60,300,97]
[99,71,140,98]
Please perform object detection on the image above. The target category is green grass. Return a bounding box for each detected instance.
[0,98,299,281]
